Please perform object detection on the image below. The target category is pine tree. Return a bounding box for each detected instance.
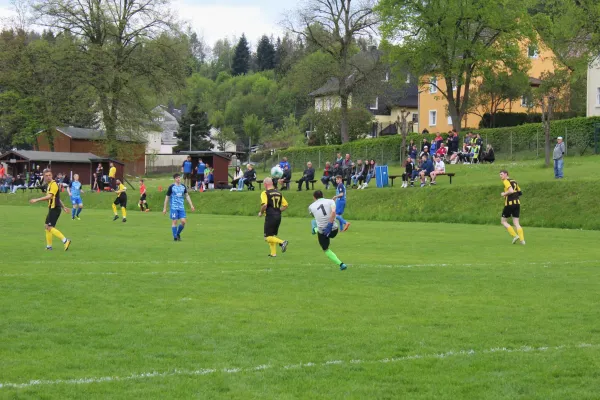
[232,34,250,75]
[174,105,213,152]
[256,35,275,71]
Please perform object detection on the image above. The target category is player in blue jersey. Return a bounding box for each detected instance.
[67,174,84,220]
[332,175,350,231]
[163,173,196,241]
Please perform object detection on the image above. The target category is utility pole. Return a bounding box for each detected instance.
[189,124,195,151]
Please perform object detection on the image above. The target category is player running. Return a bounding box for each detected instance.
[258,177,289,257]
[500,169,525,245]
[29,168,71,251]
[112,179,127,222]
[332,175,350,231]
[309,190,347,270]
[67,174,84,220]
[138,179,149,212]
[163,173,195,241]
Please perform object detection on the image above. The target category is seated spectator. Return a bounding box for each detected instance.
[470,144,481,164]
[279,157,290,171]
[363,159,376,188]
[10,174,25,193]
[482,144,495,163]
[429,155,446,185]
[401,157,415,188]
[279,164,292,189]
[230,166,243,191]
[297,161,315,191]
[430,141,437,154]
[241,164,256,191]
[331,162,342,183]
[433,132,444,147]
[419,146,430,160]
[351,159,365,188]
[436,143,448,159]
[418,155,434,187]
[320,162,333,189]
[0,175,13,193]
[356,160,369,189]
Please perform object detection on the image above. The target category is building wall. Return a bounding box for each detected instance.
[37,131,72,152]
[418,41,558,132]
[314,95,353,111]
[587,58,600,117]
[374,107,419,133]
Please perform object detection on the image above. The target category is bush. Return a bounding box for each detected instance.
[479,111,582,128]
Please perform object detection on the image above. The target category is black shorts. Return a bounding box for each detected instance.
[264,214,281,237]
[45,207,61,227]
[139,194,147,202]
[198,174,205,182]
[317,229,339,251]
[114,193,127,208]
[502,204,520,218]
[184,173,191,179]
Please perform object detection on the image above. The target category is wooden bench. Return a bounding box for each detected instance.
[295,179,317,190]
[389,175,401,186]
[433,172,456,184]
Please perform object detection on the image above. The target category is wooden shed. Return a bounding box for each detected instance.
[179,151,237,188]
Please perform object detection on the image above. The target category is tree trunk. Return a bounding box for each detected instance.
[542,96,555,167]
[340,94,350,143]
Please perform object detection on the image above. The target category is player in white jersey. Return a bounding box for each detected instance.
[308,190,347,271]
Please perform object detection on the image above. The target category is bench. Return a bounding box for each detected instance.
[295,179,317,190]
[217,180,229,190]
[432,172,456,184]
[389,175,401,186]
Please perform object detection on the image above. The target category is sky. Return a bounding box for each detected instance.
[0,0,296,48]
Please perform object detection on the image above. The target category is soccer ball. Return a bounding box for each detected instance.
[271,165,283,178]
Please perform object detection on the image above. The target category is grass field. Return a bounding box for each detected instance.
[1,204,600,399]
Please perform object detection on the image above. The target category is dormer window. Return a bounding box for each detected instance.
[429,77,437,93]
[528,46,539,59]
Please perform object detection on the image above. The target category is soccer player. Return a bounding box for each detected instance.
[500,169,525,245]
[112,179,128,222]
[138,179,149,212]
[29,168,71,251]
[67,173,84,220]
[332,175,350,231]
[309,190,347,271]
[163,173,195,241]
[258,177,289,257]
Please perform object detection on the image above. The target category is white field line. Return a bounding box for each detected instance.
[0,343,598,390]
[1,260,599,278]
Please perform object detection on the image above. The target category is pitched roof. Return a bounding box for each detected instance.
[56,127,141,142]
[1,150,99,163]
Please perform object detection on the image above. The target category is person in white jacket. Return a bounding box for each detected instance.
[230,166,244,191]
[429,155,446,185]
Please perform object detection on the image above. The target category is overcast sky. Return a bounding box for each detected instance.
[0,0,297,49]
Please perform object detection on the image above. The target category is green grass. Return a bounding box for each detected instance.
[1,205,600,398]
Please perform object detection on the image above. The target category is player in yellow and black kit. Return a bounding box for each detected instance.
[112,179,128,222]
[29,168,71,251]
[499,169,525,245]
[258,177,289,257]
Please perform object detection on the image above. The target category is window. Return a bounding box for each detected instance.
[528,46,538,59]
[521,95,533,108]
[597,87,600,105]
[326,98,332,111]
[447,115,453,125]
[429,110,437,126]
[315,99,323,111]
[429,77,437,93]
[172,132,177,139]
[406,75,411,84]
[369,97,379,110]
[412,113,418,123]
[452,79,457,91]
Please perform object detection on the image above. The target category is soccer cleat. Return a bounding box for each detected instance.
[177,234,181,241]
[281,240,289,253]
[145,209,150,212]
[63,239,71,251]
[268,254,276,257]
[46,247,53,251]
[512,236,520,244]
[174,237,178,241]
[112,215,119,221]
[521,240,526,245]
[76,216,81,221]
[122,218,127,223]
[420,183,426,187]
[343,222,351,232]
[340,263,347,271]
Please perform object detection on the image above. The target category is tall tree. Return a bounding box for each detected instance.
[378,0,533,132]
[287,0,379,143]
[174,105,212,152]
[256,35,275,71]
[33,0,188,157]
[232,34,250,76]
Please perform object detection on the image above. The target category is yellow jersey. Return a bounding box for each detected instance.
[47,181,60,209]
[502,179,521,206]
[109,167,116,178]
[116,183,127,196]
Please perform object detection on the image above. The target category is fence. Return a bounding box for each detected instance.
[145,154,187,175]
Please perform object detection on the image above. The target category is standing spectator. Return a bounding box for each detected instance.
[108,162,117,190]
[335,153,343,166]
[447,130,459,156]
[341,154,353,186]
[279,164,292,189]
[0,163,5,179]
[401,157,415,188]
[297,161,315,191]
[92,173,99,192]
[321,161,333,189]
[429,155,446,185]
[474,133,483,147]
[182,156,193,187]
[96,163,104,191]
[433,132,444,147]
[279,157,290,171]
[195,158,206,191]
[409,145,418,160]
[421,138,431,151]
[230,166,243,191]
[553,136,566,179]
[407,139,415,155]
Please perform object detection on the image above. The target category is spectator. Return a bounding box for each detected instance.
[409,145,418,160]
[433,132,444,147]
[471,143,481,163]
[1,174,13,193]
[447,130,459,155]
[205,163,214,190]
[421,138,431,151]
[356,161,369,189]
[418,155,434,187]
[279,164,292,190]
[363,159,376,187]
[230,166,243,191]
[429,155,446,185]
[335,153,343,166]
[407,139,415,155]
[422,128,430,134]
[463,132,473,148]
[474,133,483,147]
[419,146,430,160]
[196,158,206,191]
[0,163,5,179]
[279,157,290,171]
[401,157,415,188]
[436,143,448,159]
[341,154,353,186]
[297,161,315,191]
[430,141,437,154]
[240,164,256,191]
[11,175,27,194]
[331,162,342,181]
[108,162,117,190]
[351,160,365,187]
[482,144,495,163]
[92,173,99,192]
[553,136,566,179]
[182,156,193,187]
[96,163,104,191]
[321,161,333,189]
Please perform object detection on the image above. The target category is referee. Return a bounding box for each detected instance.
[499,170,525,245]
[258,177,289,257]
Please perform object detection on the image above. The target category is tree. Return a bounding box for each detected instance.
[212,126,237,152]
[243,114,264,148]
[33,0,189,157]
[286,0,379,143]
[232,34,250,76]
[378,0,533,132]
[256,35,275,71]
[174,105,212,152]
[396,109,411,160]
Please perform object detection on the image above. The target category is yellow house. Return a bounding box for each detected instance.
[418,40,558,132]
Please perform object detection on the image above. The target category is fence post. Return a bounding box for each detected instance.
[510,132,513,160]
[318,150,321,169]
[536,130,539,158]
[565,127,568,156]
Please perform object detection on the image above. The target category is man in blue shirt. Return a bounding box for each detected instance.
[279,157,290,171]
[332,175,350,232]
[418,155,434,187]
[67,174,84,220]
[163,173,196,241]
[196,158,206,191]
[181,156,193,187]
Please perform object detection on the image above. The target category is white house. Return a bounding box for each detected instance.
[145,105,186,172]
[587,57,600,117]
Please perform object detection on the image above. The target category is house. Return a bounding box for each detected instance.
[36,127,145,176]
[587,57,600,117]
[144,105,187,173]
[419,40,559,131]
[0,150,123,185]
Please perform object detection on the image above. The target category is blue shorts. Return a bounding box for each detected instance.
[335,200,346,215]
[71,196,82,205]
[170,209,186,220]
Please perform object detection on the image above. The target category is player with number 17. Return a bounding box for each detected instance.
[163,173,195,241]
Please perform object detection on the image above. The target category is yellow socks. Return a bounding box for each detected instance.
[112,204,117,214]
[266,236,283,245]
[517,227,524,242]
[506,226,517,238]
[50,228,65,242]
[45,230,53,247]
[268,242,277,256]
[121,207,127,218]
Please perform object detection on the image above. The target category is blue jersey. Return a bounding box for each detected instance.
[70,181,82,198]
[167,184,187,211]
[197,162,206,174]
[182,160,192,173]
[336,183,346,201]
